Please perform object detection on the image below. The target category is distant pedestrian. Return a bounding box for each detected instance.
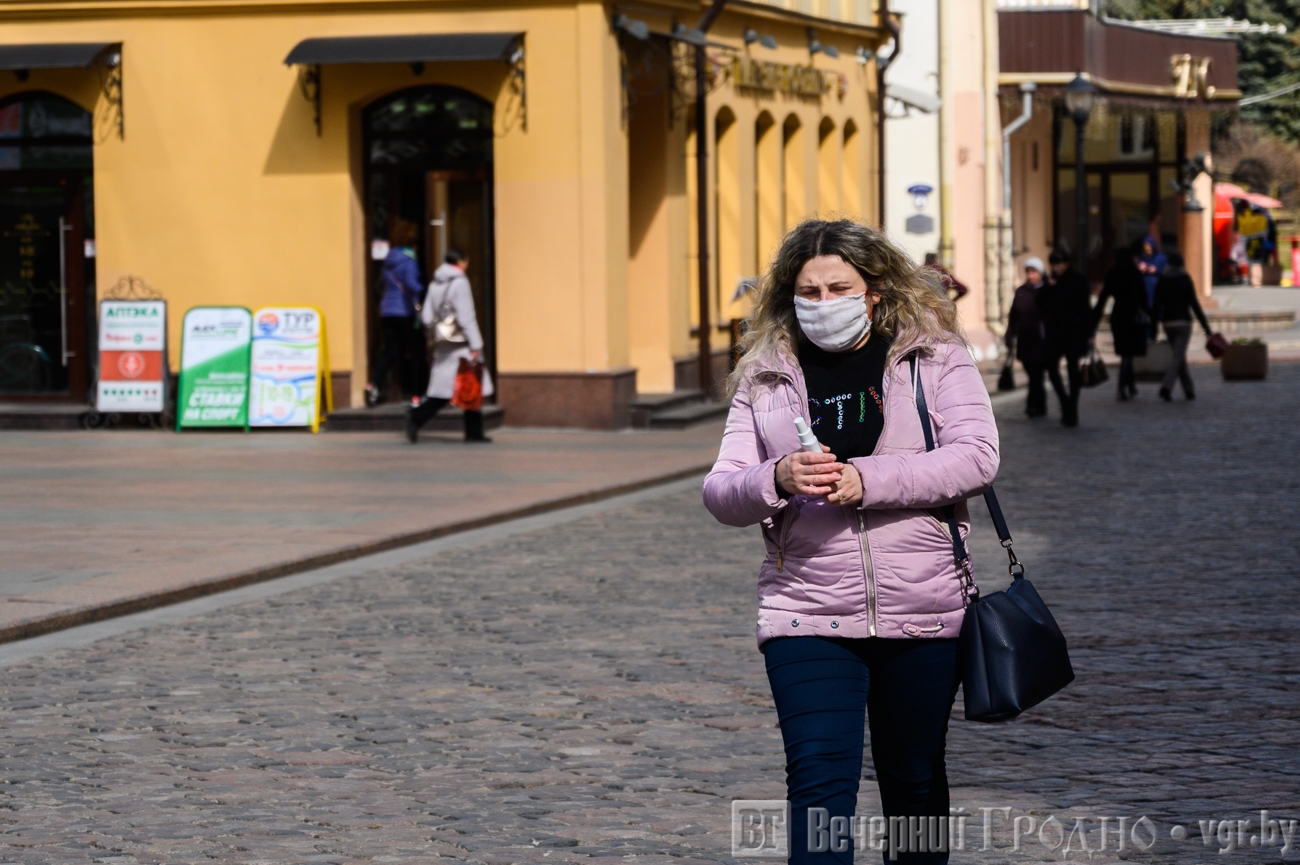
[1041,250,1093,427]
[1093,245,1150,401]
[406,248,494,443]
[1137,235,1167,308]
[923,252,969,301]
[1007,257,1049,418]
[366,220,428,407]
[1152,252,1211,402]
[704,218,999,865]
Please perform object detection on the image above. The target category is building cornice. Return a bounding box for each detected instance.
[999,71,1241,102]
[0,0,890,34]
[718,0,889,41]
[0,0,556,19]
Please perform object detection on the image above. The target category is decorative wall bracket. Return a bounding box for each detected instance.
[96,46,124,140]
[103,274,163,301]
[508,40,527,132]
[298,64,322,136]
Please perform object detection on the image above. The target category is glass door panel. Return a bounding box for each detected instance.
[1109,172,1152,254]
[1055,169,1103,270]
[0,184,75,394]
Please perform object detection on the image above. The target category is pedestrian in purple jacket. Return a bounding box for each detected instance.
[704,219,1000,864]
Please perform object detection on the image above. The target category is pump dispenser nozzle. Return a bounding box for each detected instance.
[793,416,821,453]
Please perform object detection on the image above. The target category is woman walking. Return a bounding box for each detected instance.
[1006,258,1049,418]
[703,219,999,865]
[405,247,494,443]
[1152,251,1211,401]
[1093,245,1150,400]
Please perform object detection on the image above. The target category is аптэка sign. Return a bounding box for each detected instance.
[98,300,166,413]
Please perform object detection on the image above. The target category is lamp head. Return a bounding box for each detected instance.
[613,14,650,40]
[672,22,708,46]
[808,28,838,58]
[1063,71,1098,124]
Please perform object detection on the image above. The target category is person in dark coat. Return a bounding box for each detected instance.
[365,220,428,407]
[1152,251,1212,401]
[1007,257,1049,418]
[1093,245,1150,401]
[1041,250,1092,427]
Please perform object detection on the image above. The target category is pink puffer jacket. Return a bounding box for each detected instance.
[702,338,999,646]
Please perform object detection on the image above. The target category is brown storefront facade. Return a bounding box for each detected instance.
[998,7,1239,299]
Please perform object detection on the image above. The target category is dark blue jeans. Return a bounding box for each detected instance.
[763,636,960,865]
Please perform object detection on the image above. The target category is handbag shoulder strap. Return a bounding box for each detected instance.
[907,351,1024,581]
[433,276,456,319]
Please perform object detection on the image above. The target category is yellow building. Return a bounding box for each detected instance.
[0,0,889,428]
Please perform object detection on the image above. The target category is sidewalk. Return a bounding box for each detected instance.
[0,425,723,642]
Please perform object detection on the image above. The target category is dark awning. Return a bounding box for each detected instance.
[284,33,521,66]
[0,42,118,71]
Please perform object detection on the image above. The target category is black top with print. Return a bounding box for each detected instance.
[798,335,892,461]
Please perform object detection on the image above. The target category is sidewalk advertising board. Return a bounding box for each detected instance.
[248,306,332,432]
[97,300,167,413]
[176,307,252,430]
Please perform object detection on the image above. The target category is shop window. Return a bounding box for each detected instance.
[0,92,92,172]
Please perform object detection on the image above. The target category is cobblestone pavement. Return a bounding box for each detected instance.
[1,364,1297,864]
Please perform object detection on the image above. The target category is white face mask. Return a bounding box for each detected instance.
[794,293,871,352]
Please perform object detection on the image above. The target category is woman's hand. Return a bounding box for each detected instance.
[776,445,843,497]
[827,463,862,507]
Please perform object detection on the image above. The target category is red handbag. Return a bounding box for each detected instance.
[450,358,484,411]
[1206,332,1228,359]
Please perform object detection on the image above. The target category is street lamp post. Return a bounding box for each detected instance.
[687,0,729,397]
[1063,72,1097,275]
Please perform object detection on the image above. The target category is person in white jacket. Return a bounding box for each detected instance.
[406,248,494,443]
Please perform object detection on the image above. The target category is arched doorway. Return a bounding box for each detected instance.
[363,86,495,398]
[0,91,92,399]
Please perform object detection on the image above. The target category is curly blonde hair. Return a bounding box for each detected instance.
[727,219,964,399]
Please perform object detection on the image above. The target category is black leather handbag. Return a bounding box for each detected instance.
[910,353,1075,723]
[996,353,1016,392]
[1080,348,1109,388]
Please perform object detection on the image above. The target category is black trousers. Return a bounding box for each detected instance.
[409,396,486,440]
[1045,348,1081,422]
[1023,362,1047,416]
[1117,355,1136,396]
[764,636,961,865]
[370,316,427,398]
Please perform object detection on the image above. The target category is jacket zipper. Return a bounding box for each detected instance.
[777,505,792,572]
[853,353,901,638]
[857,511,876,636]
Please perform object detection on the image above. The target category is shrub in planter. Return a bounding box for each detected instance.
[1221,338,1268,381]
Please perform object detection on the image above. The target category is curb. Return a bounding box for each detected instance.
[0,464,713,645]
